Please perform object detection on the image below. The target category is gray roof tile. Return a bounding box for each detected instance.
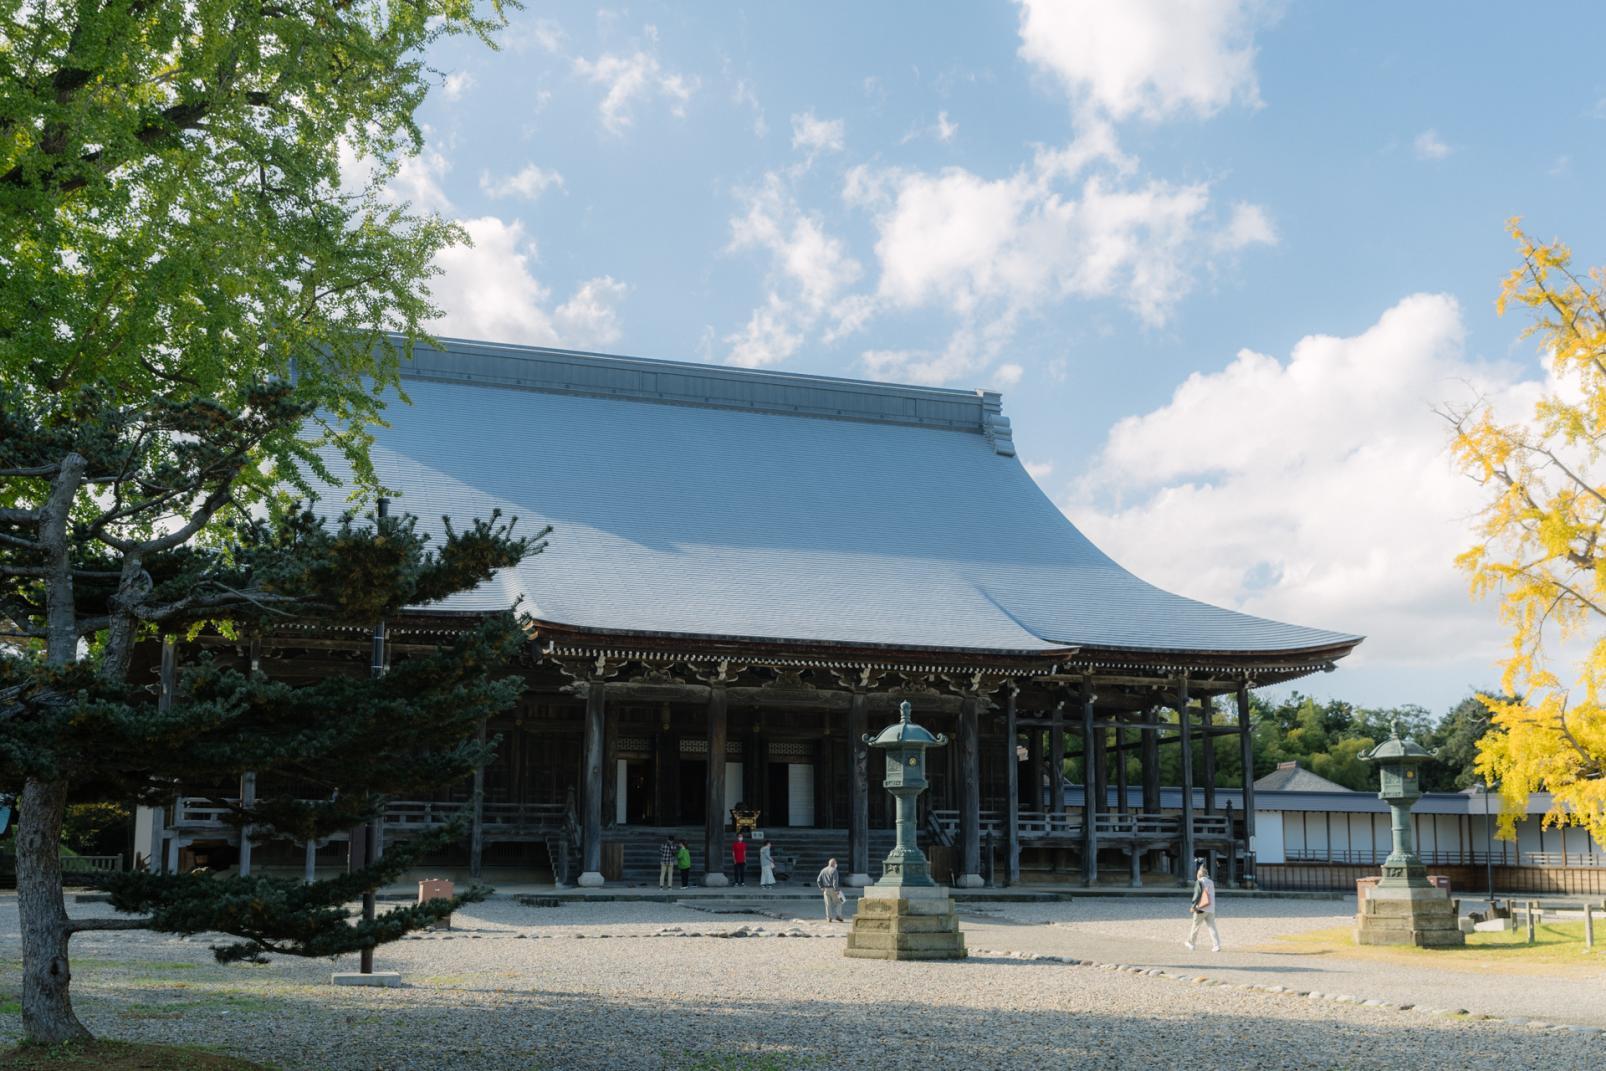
[321,338,1362,658]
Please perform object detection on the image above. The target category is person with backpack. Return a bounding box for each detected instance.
[1185,858,1221,952]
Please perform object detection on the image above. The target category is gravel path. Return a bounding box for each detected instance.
[970,895,1606,1028]
[1,895,1601,1070]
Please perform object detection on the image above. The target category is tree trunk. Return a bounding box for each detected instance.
[17,778,91,1042]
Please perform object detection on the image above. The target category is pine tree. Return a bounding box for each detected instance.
[1,382,543,1041]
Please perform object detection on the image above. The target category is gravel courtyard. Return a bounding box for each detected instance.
[2,894,1602,1070]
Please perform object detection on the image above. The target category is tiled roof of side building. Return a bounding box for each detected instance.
[317,336,1363,660]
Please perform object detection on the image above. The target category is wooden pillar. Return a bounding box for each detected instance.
[1091,725,1108,814]
[703,685,729,886]
[1004,686,1020,886]
[1080,680,1097,886]
[958,695,982,887]
[469,718,487,881]
[1024,727,1042,810]
[1178,677,1196,886]
[1201,699,1218,815]
[1049,702,1066,818]
[848,693,870,885]
[578,685,606,885]
[1237,683,1258,886]
[815,723,835,830]
[1115,725,1129,813]
[1141,715,1161,812]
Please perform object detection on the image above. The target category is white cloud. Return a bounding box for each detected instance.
[726,294,804,368]
[936,111,959,143]
[553,276,629,349]
[1215,202,1277,251]
[573,49,698,134]
[479,164,566,201]
[443,72,475,100]
[386,146,454,214]
[723,172,864,366]
[1065,293,1544,668]
[790,111,845,157]
[857,142,1251,329]
[1016,0,1271,121]
[427,218,629,350]
[733,79,767,138]
[1413,129,1453,161]
[993,361,1024,386]
[1024,460,1054,480]
[529,18,565,53]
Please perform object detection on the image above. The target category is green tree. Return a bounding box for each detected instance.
[0,0,524,1044]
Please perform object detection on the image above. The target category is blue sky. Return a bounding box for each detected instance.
[389,2,1606,715]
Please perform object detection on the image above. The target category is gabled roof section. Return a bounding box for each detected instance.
[1254,761,1353,793]
[322,336,1362,661]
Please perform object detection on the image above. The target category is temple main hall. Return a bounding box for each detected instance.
[142,337,1361,889]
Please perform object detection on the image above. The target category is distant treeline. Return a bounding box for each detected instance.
[1062,692,1496,794]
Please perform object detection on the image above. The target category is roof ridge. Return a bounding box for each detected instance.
[397,335,1016,454]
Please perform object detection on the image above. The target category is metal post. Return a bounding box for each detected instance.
[1586,903,1595,953]
[358,497,389,976]
[1526,901,1536,944]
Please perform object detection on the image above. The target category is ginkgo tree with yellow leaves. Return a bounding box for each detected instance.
[1447,221,1606,846]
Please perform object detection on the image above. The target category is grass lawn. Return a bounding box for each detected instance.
[0,1041,274,1071]
[1265,920,1606,972]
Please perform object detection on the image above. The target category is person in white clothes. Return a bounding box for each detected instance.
[759,841,775,887]
[1185,859,1221,952]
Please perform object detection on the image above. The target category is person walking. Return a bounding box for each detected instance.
[1185,858,1221,952]
[675,840,692,890]
[816,857,845,922]
[759,841,775,887]
[659,835,677,890]
[732,833,748,886]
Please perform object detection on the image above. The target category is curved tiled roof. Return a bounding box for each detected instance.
[325,337,1361,661]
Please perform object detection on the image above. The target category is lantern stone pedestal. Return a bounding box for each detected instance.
[1355,885,1464,947]
[845,884,967,960]
[844,702,968,961]
[1353,729,1465,948]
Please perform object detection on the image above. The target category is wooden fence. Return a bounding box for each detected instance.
[1259,862,1606,896]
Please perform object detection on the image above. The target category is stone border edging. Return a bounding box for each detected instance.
[965,947,1605,1038]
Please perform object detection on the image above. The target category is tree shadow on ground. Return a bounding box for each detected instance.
[55,966,1598,1071]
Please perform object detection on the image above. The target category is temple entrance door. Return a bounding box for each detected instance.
[679,759,706,825]
[787,764,815,826]
[766,762,789,826]
[618,760,652,825]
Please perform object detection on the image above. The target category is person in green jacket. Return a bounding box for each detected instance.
[675,840,692,889]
